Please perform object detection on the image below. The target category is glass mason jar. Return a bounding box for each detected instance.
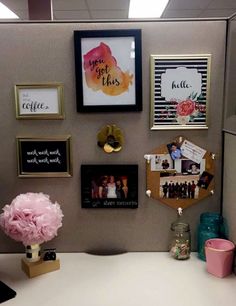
[197,212,225,261]
[170,222,191,260]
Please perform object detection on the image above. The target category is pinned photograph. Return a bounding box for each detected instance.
[197,171,213,189]
[167,142,182,160]
[174,159,206,175]
[150,154,174,171]
[160,172,199,199]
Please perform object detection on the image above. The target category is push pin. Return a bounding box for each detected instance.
[146,190,151,197]
[177,207,183,216]
[144,154,152,164]
[211,153,216,160]
[210,190,214,195]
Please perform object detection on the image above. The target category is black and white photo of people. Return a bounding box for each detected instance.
[174,158,204,175]
[91,175,128,199]
[187,163,200,175]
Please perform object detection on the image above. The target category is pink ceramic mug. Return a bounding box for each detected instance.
[205,238,235,278]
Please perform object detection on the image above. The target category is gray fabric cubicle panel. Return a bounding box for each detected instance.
[0,20,226,252]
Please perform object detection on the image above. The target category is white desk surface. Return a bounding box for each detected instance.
[0,252,236,306]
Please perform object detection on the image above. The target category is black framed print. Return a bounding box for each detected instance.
[17,136,72,178]
[150,54,211,130]
[81,164,138,208]
[74,29,142,112]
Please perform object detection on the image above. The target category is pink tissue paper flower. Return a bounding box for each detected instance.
[0,192,63,246]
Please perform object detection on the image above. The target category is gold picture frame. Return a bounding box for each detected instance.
[150,54,211,130]
[15,83,64,119]
[16,136,72,178]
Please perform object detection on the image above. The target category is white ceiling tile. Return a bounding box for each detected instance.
[54,10,91,20]
[162,9,202,18]
[208,0,236,9]
[1,0,28,10]
[200,9,236,17]
[90,10,127,19]
[53,0,87,10]
[2,0,235,21]
[87,0,129,10]
[167,0,212,10]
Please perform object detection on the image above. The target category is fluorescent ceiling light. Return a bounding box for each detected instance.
[0,2,19,19]
[129,0,169,18]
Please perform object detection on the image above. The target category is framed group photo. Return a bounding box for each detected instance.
[74,29,142,112]
[81,164,138,208]
[15,83,64,120]
[150,54,211,130]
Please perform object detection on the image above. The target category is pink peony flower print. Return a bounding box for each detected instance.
[176,99,195,116]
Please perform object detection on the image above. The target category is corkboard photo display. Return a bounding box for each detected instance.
[145,136,215,209]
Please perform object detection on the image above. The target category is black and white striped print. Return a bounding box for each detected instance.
[152,57,210,127]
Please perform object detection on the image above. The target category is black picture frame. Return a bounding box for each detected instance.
[81,164,138,208]
[74,29,142,112]
[16,136,72,178]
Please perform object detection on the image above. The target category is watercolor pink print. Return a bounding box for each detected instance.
[74,30,142,112]
[83,42,133,96]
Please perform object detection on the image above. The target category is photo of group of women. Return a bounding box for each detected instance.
[91,175,128,199]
